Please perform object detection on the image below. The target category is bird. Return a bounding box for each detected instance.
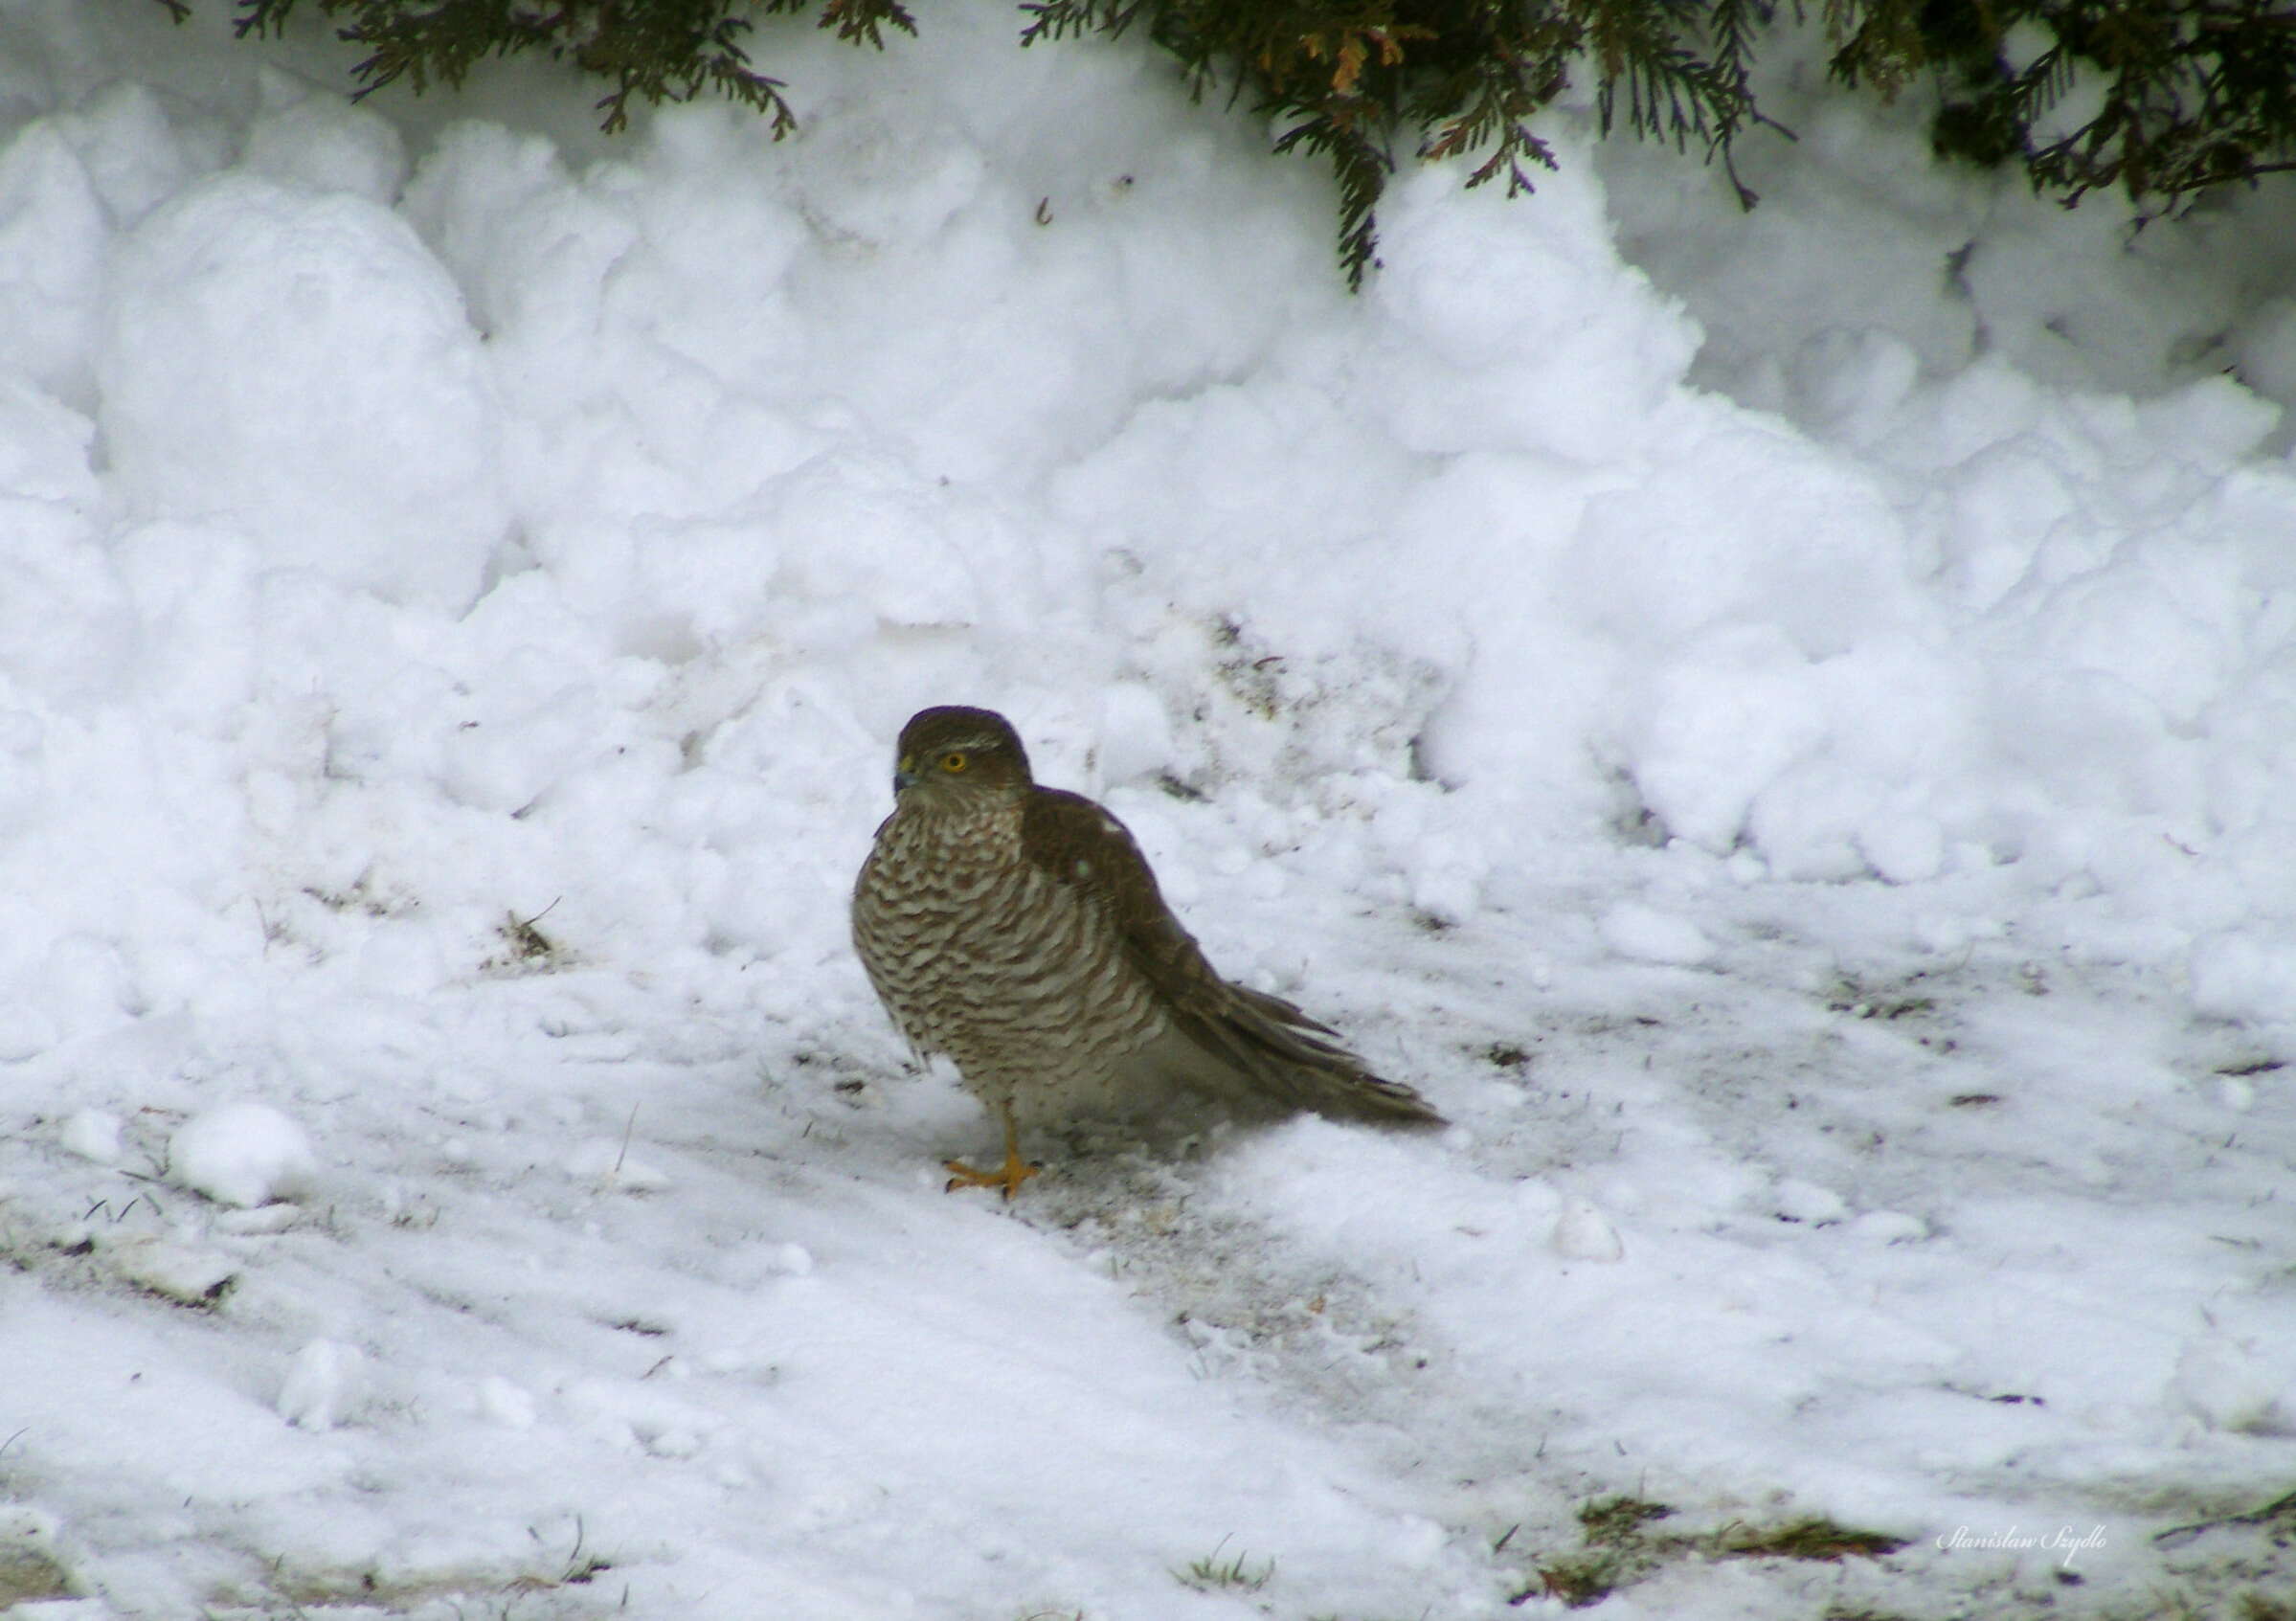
[851,704,1442,1198]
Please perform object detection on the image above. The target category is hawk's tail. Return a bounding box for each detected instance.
[1166,981,1446,1127]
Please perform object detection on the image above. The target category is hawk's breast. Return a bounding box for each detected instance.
[851,797,1166,1105]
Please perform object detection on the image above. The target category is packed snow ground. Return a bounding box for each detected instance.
[1,2,2293,1616]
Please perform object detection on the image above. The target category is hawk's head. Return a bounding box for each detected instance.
[892,706,1034,799]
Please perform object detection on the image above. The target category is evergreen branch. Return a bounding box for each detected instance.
[816,0,919,49]
[1272,103,1395,287]
[223,0,847,136]
[232,0,304,38]
[1019,0,1149,49]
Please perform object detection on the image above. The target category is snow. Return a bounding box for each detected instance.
[0,0,2292,1615]
[1596,900,1716,967]
[274,1338,369,1432]
[168,1102,319,1209]
[101,170,507,613]
[56,1109,121,1164]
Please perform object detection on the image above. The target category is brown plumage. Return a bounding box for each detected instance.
[851,705,1442,1196]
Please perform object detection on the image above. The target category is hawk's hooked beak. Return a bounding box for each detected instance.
[892,754,917,794]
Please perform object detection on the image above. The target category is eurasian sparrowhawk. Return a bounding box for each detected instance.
[851,705,1442,1196]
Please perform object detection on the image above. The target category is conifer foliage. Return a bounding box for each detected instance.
[226,0,919,134]
[182,1,2296,282]
[1833,0,2296,204]
[1020,0,1774,284]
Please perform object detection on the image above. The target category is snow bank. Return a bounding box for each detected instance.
[101,172,506,613]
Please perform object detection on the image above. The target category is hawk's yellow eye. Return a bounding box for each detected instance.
[941,752,969,773]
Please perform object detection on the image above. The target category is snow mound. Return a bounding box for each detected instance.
[100,174,506,613]
[168,1102,319,1207]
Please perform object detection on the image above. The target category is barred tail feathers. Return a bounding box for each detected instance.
[1166,979,1445,1127]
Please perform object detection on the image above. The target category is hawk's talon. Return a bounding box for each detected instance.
[944,1098,1040,1199]
[942,1152,1043,1200]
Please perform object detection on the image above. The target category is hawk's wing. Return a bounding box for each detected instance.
[1019,786,1442,1124]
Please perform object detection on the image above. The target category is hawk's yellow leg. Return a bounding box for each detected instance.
[944,1100,1042,1200]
